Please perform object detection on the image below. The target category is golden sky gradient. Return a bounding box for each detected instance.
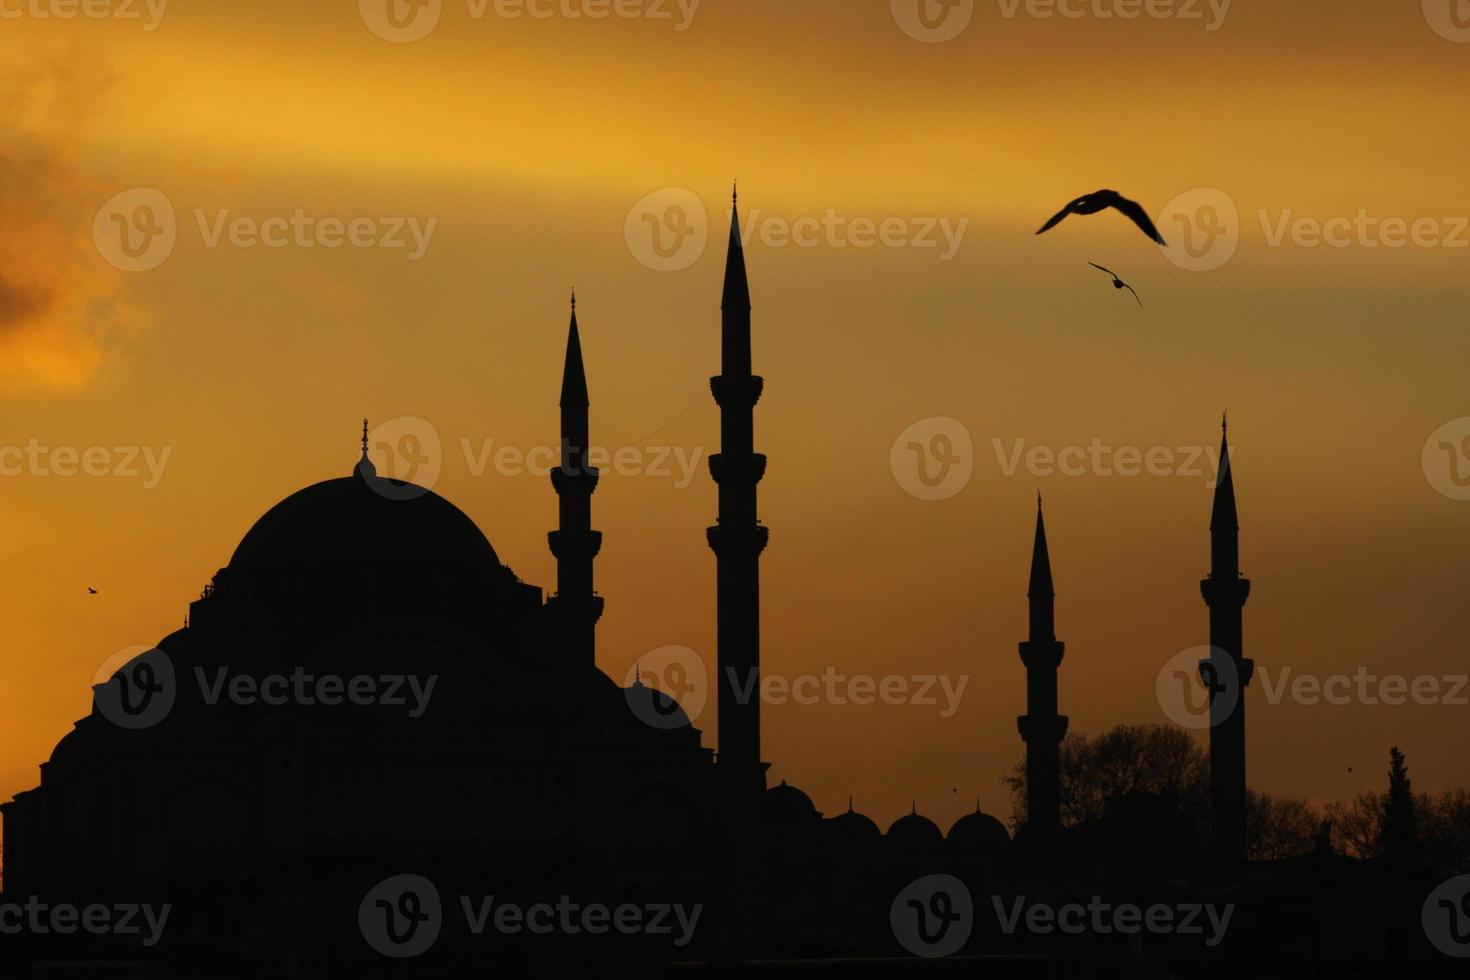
[2,0,1468,831]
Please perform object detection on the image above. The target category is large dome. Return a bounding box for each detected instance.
[229,466,500,571]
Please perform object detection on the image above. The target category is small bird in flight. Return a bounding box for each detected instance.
[87,587,98,595]
[1089,262,1143,307]
[1037,189,1167,245]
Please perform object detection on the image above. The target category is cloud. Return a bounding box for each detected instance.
[0,51,144,393]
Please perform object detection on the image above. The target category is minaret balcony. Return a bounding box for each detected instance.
[550,465,600,495]
[544,593,605,625]
[547,529,603,560]
[709,375,765,408]
[1198,652,1256,688]
[1017,639,1065,669]
[1199,575,1251,606]
[1017,713,1070,744]
[708,453,767,486]
[705,523,770,557]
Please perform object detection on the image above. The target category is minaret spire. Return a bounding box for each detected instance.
[547,296,603,667]
[1018,495,1067,834]
[1200,415,1253,865]
[1209,420,1240,579]
[1028,495,1055,642]
[708,190,769,811]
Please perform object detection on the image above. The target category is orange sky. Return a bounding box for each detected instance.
[2,0,1469,832]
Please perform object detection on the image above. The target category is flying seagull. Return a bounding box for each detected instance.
[1037,190,1167,245]
[87,587,98,595]
[1089,262,1143,307]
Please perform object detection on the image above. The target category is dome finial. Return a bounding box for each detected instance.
[732,179,738,205]
[355,418,378,479]
[847,794,854,813]
[570,286,576,311]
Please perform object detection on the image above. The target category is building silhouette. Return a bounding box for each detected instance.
[0,198,1457,978]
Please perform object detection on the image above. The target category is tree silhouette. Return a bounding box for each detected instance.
[1003,724,1209,828]
[1380,746,1421,863]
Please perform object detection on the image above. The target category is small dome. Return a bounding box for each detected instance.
[764,780,820,822]
[887,807,943,846]
[623,675,692,729]
[827,799,881,839]
[948,808,1011,851]
[230,471,500,572]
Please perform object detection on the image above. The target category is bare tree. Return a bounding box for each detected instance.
[1003,723,1209,829]
[1326,791,1385,859]
[1245,791,1322,861]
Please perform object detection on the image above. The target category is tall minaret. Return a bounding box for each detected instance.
[1017,495,1067,833]
[706,187,769,807]
[547,293,603,667]
[1200,416,1253,864]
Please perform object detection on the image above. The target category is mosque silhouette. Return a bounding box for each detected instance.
[0,198,1461,977]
